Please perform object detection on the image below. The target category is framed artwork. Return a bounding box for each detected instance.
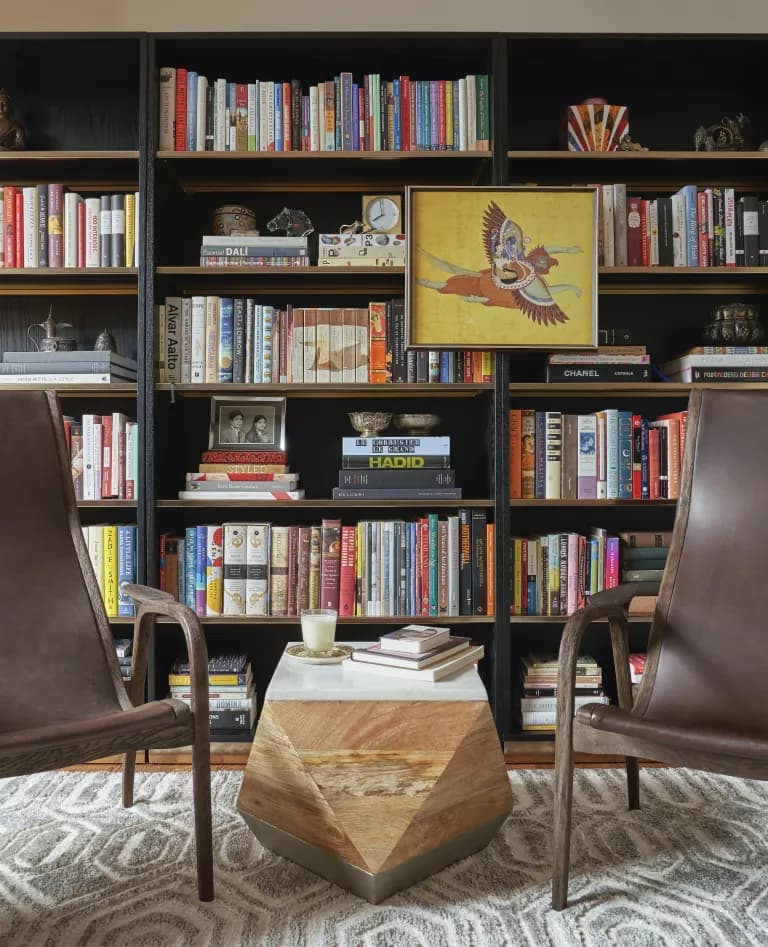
[406,186,598,350]
[209,396,287,451]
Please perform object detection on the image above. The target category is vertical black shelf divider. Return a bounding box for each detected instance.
[490,37,511,739]
[139,34,158,700]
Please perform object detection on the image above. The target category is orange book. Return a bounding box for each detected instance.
[472,350,483,382]
[521,409,536,499]
[368,302,387,383]
[485,522,495,617]
[509,409,522,498]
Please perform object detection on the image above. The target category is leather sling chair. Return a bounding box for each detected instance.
[552,388,768,910]
[0,391,213,901]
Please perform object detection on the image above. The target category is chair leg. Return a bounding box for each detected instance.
[626,756,640,810]
[191,729,214,901]
[552,734,575,911]
[122,751,136,807]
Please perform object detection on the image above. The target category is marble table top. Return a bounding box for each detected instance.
[265,642,488,702]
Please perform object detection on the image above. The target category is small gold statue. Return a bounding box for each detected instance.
[617,134,648,152]
[0,89,25,151]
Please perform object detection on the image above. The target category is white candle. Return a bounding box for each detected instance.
[300,609,337,655]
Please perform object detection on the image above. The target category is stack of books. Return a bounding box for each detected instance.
[346,625,484,680]
[520,653,607,732]
[114,638,132,681]
[169,653,256,742]
[545,345,651,383]
[661,346,768,384]
[0,350,137,385]
[199,234,309,268]
[621,531,670,610]
[318,233,406,268]
[333,434,461,500]
[178,449,304,500]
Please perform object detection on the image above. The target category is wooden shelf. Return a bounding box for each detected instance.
[0,268,138,276]
[508,150,768,161]
[158,150,492,161]
[108,617,136,624]
[157,498,494,508]
[156,382,491,398]
[77,500,138,508]
[0,383,136,396]
[156,265,403,276]
[0,151,139,161]
[509,614,653,623]
[598,267,768,295]
[508,499,675,507]
[0,267,139,296]
[155,614,494,625]
[148,743,250,766]
[509,382,768,395]
[155,265,404,294]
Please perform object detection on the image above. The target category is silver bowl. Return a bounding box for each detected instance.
[347,411,392,437]
[392,413,441,435]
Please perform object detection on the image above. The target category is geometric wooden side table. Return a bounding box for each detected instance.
[237,644,513,903]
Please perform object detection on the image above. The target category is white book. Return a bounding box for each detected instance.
[267,82,275,152]
[465,75,476,151]
[92,422,103,500]
[724,187,736,266]
[245,523,270,616]
[346,644,484,681]
[577,414,598,500]
[258,83,269,152]
[309,85,319,151]
[379,624,451,653]
[63,192,81,267]
[164,296,181,383]
[261,305,273,383]
[354,311,368,383]
[457,78,468,152]
[23,187,38,268]
[0,373,114,384]
[204,295,219,383]
[291,307,305,383]
[215,78,227,152]
[158,67,176,150]
[223,522,247,615]
[671,193,685,266]
[178,490,305,501]
[190,296,206,383]
[85,196,100,268]
[180,297,192,383]
[544,410,562,500]
[604,408,619,499]
[82,414,96,499]
[196,75,208,153]
[664,353,768,371]
[596,413,607,500]
[111,412,127,498]
[88,525,105,597]
[447,515,459,616]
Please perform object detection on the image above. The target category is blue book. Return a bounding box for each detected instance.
[352,83,360,151]
[439,351,451,383]
[117,525,137,616]
[274,82,282,152]
[618,410,633,499]
[334,75,342,151]
[185,526,197,609]
[393,78,401,151]
[177,538,185,603]
[680,184,699,266]
[218,296,234,383]
[195,525,207,617]
[186,72,198,151]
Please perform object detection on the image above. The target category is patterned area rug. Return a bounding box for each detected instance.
[1,767,767,946]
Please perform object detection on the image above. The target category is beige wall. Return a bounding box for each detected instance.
[4,0,768,33]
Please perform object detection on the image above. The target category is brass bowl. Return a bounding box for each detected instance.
[392,413,441,435]
[347,411,392,437]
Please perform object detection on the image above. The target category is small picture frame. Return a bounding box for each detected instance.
[208,396,287,451]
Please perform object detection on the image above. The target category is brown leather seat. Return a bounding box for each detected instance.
[552,389,768,910]
[0,390,214,901]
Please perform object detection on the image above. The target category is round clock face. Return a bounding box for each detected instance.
[366,197,400,231]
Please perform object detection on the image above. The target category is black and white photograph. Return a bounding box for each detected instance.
[208,396,287,451]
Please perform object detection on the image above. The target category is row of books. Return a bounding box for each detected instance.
[598,183,767,268]
[168,653,256,741]
[82,524,138,617]
[509,530,670,617]
[157,296,494,385]
[159,68,491,153]
[661,346,768,383]
[509,408,688,501]
[199,234,309,268]
[521,653,607,731]
[347,625,484,681]
[63,413,139,501]
[0,186,139,269]
[159,511,493,619]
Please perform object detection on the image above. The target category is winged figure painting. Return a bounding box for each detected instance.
[416,201,584,326]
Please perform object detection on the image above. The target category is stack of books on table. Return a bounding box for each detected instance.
[520,653,607,732]
[0,350,138,385]
[318,233,406,268]
[169,652,256,742]
[545,346,651,383]
[660,346,768,383]
[199,235,309,268]
[178,449,304,500]
[333,435,461,500]
[346,625,483,680]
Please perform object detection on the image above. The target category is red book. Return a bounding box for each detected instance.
[368,302,387,383]
[697,190,709,267]
[14,191,23,268]
[319,518,341,611]
[437,81,446,150]
[626,197,642,266]
[420,518,430,616]
[101,414,113,497]
[648,427,660,500]
[296,527,311,613]
[282,82,292,151]
[338,525,357,617]
[63,417,72,454]
[357,86,366,151]
[201,450,288,464]
[509,409,522,499]
[520,538,529,614]
[400,76,410,151]
[4,186,16,267]
[174,68,187,151]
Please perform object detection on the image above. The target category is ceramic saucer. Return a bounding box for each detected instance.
[285,644,354,665]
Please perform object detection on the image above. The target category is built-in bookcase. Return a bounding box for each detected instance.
[5,32,768,763]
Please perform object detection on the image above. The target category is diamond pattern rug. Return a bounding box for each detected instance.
[1,767,767,946]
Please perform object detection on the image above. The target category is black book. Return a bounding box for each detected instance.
[471,509,487,615]
[341,454,451,469]
[546,364,651,383]
[232,298,246,383]
[209,708,254,729]
[416,350,429,383]
[390,297,407,382]
[172,653,249,676]
[291,79,302,151]
[712,188,726,266]
[759,201,768,267]
[735,201,745,267]
[534,411,546,499]
[338,468,455,487]
[332,487,462,500]
[205,84,215,150]
[208,728,256,743]
[741,196,760,267]
[458,508,472,616]
[657,197,674,266]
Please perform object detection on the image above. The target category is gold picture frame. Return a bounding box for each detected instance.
[405,185,598,350]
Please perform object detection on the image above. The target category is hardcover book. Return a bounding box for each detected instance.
[379,624,451,652]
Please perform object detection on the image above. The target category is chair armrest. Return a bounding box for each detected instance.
[121,582,209,725]
[556,582,644,730]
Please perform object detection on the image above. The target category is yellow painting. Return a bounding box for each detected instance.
[406,186,597,349]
